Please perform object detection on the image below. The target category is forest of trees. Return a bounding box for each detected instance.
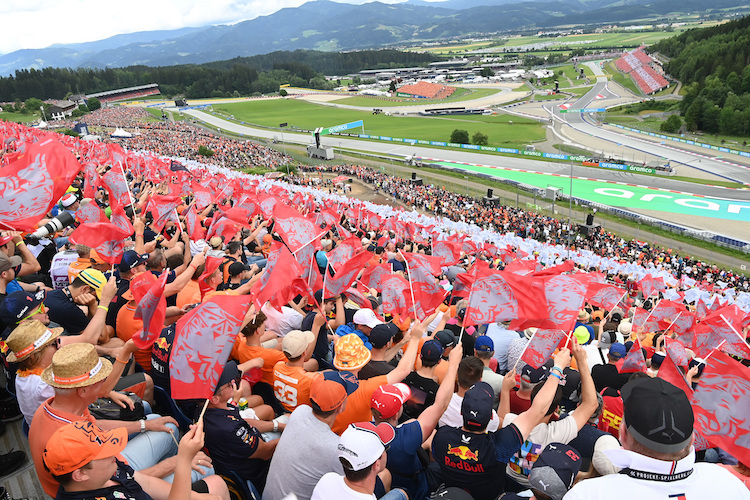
[0,49,438,102]
[652,15,750,136]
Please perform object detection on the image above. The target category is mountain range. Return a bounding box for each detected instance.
[1,0,745,76]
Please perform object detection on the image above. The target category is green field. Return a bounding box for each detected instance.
[0,112,42,123]
[211,99,544,147]
[329,87,498,107]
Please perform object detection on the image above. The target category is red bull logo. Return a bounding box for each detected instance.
[447,445,479,461]
[155,337,170,350]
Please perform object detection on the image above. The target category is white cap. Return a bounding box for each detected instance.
[353,308,383,329]
[338,423,395,471]
[61,193,77,208]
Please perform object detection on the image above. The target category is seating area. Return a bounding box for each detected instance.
[396,81,455,99]
[614,48,669,95]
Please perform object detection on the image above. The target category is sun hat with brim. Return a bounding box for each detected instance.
[5,320,63,363]
[43,421,127,476]
[41,343,112,389]
[333,333,371,371]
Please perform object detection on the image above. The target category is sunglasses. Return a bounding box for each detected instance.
[23,303,46,321]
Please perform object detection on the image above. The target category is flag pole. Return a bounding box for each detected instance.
[398,250,419,321]
[700,339,727,364]
[720,314,750,347]
[291,230,326,257]
[459,286,474,346]
[513,327,540,372]
[563,329,574,349]
[663,312,682,336]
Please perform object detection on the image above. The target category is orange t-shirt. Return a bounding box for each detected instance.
[67,258,91,283]
[29,399,98,497]
[332,374,387,435]
[272,362,315,412]
[116,302,151,371]
[176,280,201,308]
[231,340,286,385]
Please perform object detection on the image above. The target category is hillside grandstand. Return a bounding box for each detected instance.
[614,48,669,95]
[86,83,160,103]
[396,81,456,99]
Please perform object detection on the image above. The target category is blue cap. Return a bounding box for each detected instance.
[0,290,46,325]
[474,336,494,352]
[608,343,627,360]
[462,381,493,430]
[421,339,444,364]
[118,250,149,272]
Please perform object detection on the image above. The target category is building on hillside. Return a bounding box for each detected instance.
[48,100,77,120]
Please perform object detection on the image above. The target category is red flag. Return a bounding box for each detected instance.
[145,195,181,234]
[466,272,543,326]
[191,182,213,210]
[258,193,279,219]
[274,203,323,254]
[206,216,240,243]
[690,351,750,465]
[75,202,108,225]
[324,251,372,298]
[133,272,169,349]
[639,274,665,298]
[617,339,647,373]
[657,350,691,393]
[700,306,750,359]
[345,287,376,312]
[503,259,539,276]
[251,241,304,308]
[513,274,589,333]
[361,263,391,291]
[646,300,685,331]
[199,256,224,284]
[380,273,411,318]
[326,236,362,271]
[666,339,691,368]
[532,260,574,277]
[433,241,462,267]
[101,164,132,209]
[69,222,131,264]
[0,138,82,231]
[169,294,252,399]
[521,329,567,369]
[109,204,134,235]
[336,223,352,239]
[184,204,205,241]
[586,283,626,311]
[452,273,474,299]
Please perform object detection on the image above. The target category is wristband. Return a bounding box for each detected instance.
[140,419,146,434]
[550,371,563,381]
[97,305,109,313]
[116,355,131,364]
[273,420,279,432]
[15,241,25,247]
[551,366,564,376]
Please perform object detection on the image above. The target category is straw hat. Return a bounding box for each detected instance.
[5,320,63,363]
[41,343,112,388]
[333,333,371,371]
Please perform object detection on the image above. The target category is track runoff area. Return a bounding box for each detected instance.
[425,159,750,223]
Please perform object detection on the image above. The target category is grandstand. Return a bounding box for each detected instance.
[397,81,455,99]
[86,83,160,103]
[614,48,669,95]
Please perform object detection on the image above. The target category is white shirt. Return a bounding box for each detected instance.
[16,373,54,426]
[261,304,303,336]
[438,392,500,432]
[311,472,375,500]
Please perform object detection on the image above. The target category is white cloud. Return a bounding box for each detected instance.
[0,0,313,55]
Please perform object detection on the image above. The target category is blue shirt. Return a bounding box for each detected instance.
[335,323,372,350]
[386,420,429,500]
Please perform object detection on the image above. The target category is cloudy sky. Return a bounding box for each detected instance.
[0,0,416,55]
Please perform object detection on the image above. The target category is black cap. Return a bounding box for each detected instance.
[621,377,694,454]
[369,322,399,349]
[461,381,493,430]
[0,290,46,325]
[521,364,549,384]
[215,361,240,394]
[228,261,249,277]
[435,329,456,349]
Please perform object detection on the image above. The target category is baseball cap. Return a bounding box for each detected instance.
[282,329,315,358]
[650,352,665,368]
[338,422,395,471]
[0,252,22,274]
[334,334,372,371]
[78,268,106,299]
[43,421,127,476]
[118,250,148,272]
[89,249,107,266]
[421,339,443,364]
[591,310,604,322]
[310,371,359,411]
[528,443,582,500]
[0,236,13,247]
[435,329,456,349]
[353,308,383,329]
[456,307,467,320]
[474,336,494,352]
[521,364,549,384]
[215,361,240,394]
[599,330,618,348]
[608,342,627,360]
[209,236,223,249]
[461,381,494,430]
[228,261,249,277]
[370,383,411,420]
[61,193,78,208]
[0,290,46,325]
[369,323,398,349]
[320,239,332,247]
[621,377,694,454]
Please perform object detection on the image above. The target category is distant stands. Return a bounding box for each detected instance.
[397,81,455,99]
[86,84,160,103]
[614,48,669,95]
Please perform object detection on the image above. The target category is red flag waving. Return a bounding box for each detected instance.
[639,274,665,299]
[145,195,181,235]
[700,306,750,359]
[503,259,540,276]
[380,274,411,318]
[361,263,391,291]
[101,164,132,209]
[690,351,750,465]
[617,339,648,373]
[191,182,213,210]
[433,241,462,267]
[133,272,169,349]
[646,299,686,331]
[324,251,372,298]
[69,222,131,264]
[326,236,363,271]
[513,274,589,333]
[465,271,543,327]
[251,241,304,308]
[586,283,626,311]
[169,294,252,399]
[658,350,691,393]
[184,204,205,241]
[402,252,444,320]
[75,202,108,225]
[521,329,567,369]
[0,138,82,231]
[206,216,240,243]
[274,202,323,254]
[110,204,134,235]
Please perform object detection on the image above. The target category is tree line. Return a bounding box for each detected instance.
[652,15,750,136]
[0,49,438,102]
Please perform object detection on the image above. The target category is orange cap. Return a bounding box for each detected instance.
[43,421,127,475]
